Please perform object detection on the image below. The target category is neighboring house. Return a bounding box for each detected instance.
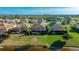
[49,22,56,27]
[29,19,38,24]
[56,17,64,22]
[0,21,6,34]
[14,19,21,24]
[8,27,21,34]
[71,23,79,32]
[25,18,29,23]
[4,22,17,31]
[49,22,67,34]
[5,19,15,23]
[0,20,17,32]
[38,18,46,23]
[31,24,46,34]
[8,27,28,34]
[71,23,79,29]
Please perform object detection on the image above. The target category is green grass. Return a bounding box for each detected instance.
[0,29,79,47]
[72,17,79,20]
[0,32,79,47]
[0,34,31,46]
[65,32,79,47]
[36,35,63,45]
[64,25,79,47]
[0,34,63,46]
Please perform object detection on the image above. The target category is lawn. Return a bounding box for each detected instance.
[0,32,79,47]
[65,32,79,47]
[0,34,31,46]
[0,34,63,46]
[71,17,79,20]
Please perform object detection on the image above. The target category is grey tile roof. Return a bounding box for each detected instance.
[32,24,46,31]
[51,24,66,31]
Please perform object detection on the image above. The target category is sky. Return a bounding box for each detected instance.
[0,7,79,15]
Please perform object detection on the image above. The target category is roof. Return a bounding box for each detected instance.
[56,17,64,20]
[5,19,15,23]
[4,23,17,31]
[32,24,46,31]
[49,22,56,27]
[52,24,66,31]
[73,23,79,28]
[0,21,17,31]
[0,25,6,30]
[38,18,46,23]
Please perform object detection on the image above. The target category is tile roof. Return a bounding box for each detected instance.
[0,21,17,31]
[32,24,46,31]
[52,24,66,31]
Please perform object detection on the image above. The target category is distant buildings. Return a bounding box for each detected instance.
[29,19,38,24]
[38,18,46,23]
[0,16,71,35]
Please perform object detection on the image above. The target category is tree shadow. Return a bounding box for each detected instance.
[49,40,66,51]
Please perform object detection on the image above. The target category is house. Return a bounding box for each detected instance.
[31,24,46,34]
[56,17,64,22]
[5,19,16,23]
[71,23,79,32]
[4,22,17,31]
[29,19,38,24]
[25,18,29,23]
[7,18,28,34]
[49,22,56,27]
[71,23,79,29]
[7,18,29,34]
[8,27,28,34]
[38,18,46,23]
[0,20,17,34]
[8,27,21,34]
[49,22,67,34]
[14,18,21,24]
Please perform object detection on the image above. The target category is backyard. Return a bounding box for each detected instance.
[0,31,79,47]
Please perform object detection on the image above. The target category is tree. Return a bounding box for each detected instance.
[66,17,72,24]
[49,40,66,51]
[0,33,10,43]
